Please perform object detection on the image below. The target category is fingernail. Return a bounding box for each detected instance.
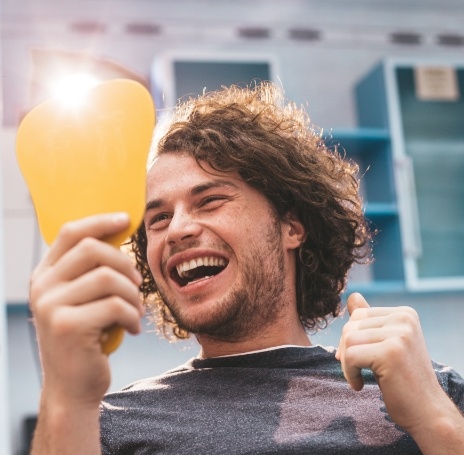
[113,212,130,225]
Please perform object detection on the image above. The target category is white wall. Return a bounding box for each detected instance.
[0,0,12,449]
[0,225,10,455]
[3,1,464,453]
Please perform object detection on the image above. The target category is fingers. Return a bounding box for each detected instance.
[341,349,368,391]
[346,292,370,315]
[49,296,143,342]
[28,213,146,407]
[337,292,372,389]
[31,236,144,323]
[35,265,143,315]
[32,263,144,350]
[44,237,142,285]
[37,212,131,271]
[338,293,422,392]
[337,295,443,430]
[31,212,142,307]
[30,212,144,355]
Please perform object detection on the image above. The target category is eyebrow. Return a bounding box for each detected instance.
[145,179,240,212]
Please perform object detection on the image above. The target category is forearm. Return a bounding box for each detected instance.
[410,396,464,455]
[31,393,102,455]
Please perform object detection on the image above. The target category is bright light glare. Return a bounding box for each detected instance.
[51,73,100,108]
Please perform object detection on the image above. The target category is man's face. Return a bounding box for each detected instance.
[144,152,293,341]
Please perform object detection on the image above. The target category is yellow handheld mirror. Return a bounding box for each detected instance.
[16,78,155,354]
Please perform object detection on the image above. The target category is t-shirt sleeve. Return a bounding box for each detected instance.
[433,361,464,412]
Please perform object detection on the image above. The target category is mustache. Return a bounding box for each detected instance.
[168,239,202,257]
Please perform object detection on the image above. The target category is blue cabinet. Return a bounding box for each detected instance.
[340,59,464,292]
[328,128,405,294]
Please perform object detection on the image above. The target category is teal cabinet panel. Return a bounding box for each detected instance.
[356,59,464,291]
[327,128,404,293]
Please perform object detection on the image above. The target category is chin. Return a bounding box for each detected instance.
[167,295,238,336]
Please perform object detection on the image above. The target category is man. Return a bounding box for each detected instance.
[30,83,464,454]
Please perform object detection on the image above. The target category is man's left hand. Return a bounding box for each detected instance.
[336,293,456,438]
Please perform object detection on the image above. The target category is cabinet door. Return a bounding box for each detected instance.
[390,63,464,290]
[329,129,404,294]
[357,60,464,291]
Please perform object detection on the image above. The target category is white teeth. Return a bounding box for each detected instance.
[176,256,227,279]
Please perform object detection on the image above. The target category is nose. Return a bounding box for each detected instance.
[165,209,202,245]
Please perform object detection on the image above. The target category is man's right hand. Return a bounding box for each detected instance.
[30,213,144,455]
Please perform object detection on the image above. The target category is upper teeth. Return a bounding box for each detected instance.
[176,256,226,278]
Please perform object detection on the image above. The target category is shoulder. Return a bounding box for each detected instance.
[433,361,464,409]
[102,358,197,402]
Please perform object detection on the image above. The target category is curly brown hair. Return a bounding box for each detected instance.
[129,82,372,339]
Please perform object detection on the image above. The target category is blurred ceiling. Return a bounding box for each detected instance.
[2,0,464,126]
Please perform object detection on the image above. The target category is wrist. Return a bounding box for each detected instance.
[41,375,106,409]
[407,397,464,454]
[31,393,102,455]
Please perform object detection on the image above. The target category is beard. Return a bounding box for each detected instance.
[155,215,288,342]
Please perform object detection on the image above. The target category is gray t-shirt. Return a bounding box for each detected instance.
[100,345,464,454]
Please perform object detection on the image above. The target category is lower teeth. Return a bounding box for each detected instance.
[187,275,212,285]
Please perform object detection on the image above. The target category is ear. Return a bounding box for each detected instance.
[282,211,306,251]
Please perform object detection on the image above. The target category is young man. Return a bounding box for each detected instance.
[30,83,464,454]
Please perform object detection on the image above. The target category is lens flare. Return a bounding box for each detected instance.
[51,73,100,108]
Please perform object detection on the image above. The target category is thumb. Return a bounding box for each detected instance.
[347,292,370,316]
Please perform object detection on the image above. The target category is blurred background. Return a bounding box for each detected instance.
[1,0,464,453]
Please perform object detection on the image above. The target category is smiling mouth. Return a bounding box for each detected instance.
[171,256,228,287]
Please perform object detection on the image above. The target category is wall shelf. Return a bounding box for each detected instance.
[327,125,403,292]
[365,202,398,217]
[355,58,464,292]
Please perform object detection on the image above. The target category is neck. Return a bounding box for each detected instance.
[196,319,311,359]
[197,253,310,359]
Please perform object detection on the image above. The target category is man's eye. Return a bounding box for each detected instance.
[147,213,171,229]
[200,196,227,208]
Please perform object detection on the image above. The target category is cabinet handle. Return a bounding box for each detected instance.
[395,156,423,258]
